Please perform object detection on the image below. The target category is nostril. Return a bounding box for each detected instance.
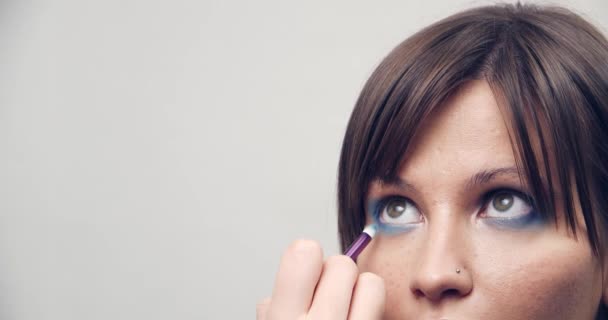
[410,262,474,301]
[414,289,425,298]
[414,287,463,300]
[442,288,461,298]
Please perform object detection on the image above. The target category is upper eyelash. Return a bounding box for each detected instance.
[480,188,537,211]
[369,188,537,219]
[368,196,422,234]
[369,195,415,219]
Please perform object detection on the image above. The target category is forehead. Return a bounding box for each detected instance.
[408,80,514,163]
[403,80,516,172]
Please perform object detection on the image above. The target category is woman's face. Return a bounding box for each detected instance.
[358,80,607,319]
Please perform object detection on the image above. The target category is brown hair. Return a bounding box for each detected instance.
[338,2,608,316]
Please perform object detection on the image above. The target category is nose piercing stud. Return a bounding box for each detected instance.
[456,268,461,274]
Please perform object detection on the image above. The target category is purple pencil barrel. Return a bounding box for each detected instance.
[344,232,373,261]
[344,224,377,262]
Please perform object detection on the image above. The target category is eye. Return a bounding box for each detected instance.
[376,196,422,225]
[482,190,534,219]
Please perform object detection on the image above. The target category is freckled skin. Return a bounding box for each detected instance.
[357,80,607,319]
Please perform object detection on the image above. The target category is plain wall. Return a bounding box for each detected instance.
[1,0,607,319]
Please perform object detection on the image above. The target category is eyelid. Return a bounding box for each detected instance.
[369,187,536,218]
[480,188,536,211]
[368,195,417,218]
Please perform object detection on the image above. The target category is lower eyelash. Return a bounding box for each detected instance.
[480,188,547,228]
[368,197,420,235]
[483,212,545,229]
[369,189,543,232]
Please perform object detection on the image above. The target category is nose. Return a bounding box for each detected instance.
[409,217,473,301]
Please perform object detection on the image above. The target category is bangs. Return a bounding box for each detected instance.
[487,13,608,257]
[338,3,608,260]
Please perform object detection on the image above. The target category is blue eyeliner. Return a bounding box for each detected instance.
[483,212,545,229]
[367,198,418,235]
[368,190,545,233]
[479,188,546,229]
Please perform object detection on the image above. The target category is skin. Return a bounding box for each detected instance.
[259,80,608,319]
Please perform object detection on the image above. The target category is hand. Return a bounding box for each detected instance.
[257,239,386,320]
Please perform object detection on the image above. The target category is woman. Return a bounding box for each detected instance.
[258,3,608,319]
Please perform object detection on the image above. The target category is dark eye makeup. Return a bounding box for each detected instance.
[367,187,544,234]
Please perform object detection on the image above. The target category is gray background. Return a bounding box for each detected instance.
[1,0,606,319]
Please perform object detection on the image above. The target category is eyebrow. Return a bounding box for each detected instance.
[465,166,522,189]
[378,166,523,193]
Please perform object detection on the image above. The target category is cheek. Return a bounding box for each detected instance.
[356,236,416,316]
[476,235,602,319]
[355,232,603,319]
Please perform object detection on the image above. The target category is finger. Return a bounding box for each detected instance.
[347,272,386,320]
[307,255,359,320]
[267,239,323,319]
[256,297,271,320]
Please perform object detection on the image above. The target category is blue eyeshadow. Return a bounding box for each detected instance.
[367,199,418,235]
[482,211,546,229]
[368,197,546,234]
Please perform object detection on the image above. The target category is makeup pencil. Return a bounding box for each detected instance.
[344,224,378,262]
